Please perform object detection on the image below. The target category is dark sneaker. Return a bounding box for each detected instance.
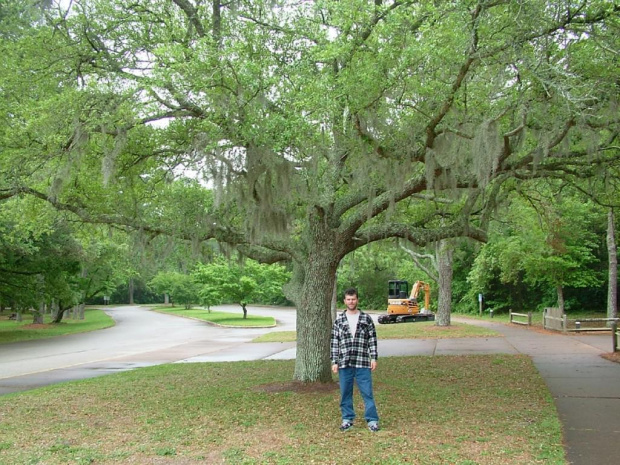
[368,422,379,432]
[339,421,353,432]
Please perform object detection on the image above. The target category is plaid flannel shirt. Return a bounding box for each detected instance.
[330,311,378,369]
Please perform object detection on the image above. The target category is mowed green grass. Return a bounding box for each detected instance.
[253,320,500,343]
[0,356,565,465]
[155,306,276,327]
[0,309,115,345]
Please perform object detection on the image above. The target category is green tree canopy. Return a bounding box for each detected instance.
[149,271,201,309]
[1,0,618,381]
[192,259,291,318]
[469,184,606,312]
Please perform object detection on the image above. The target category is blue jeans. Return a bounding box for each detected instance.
[338,367,379,423]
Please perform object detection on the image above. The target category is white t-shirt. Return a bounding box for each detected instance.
[345,310,360,338]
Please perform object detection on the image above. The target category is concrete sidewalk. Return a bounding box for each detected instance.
[464,319,620,465]
[2,316,619,464]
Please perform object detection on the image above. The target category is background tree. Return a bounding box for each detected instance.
[0,201,84,323]
[193,259,290,318]
[149,271,201,309]
[468,185,606,313]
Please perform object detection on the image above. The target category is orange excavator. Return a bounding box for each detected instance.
[378,280,434,324]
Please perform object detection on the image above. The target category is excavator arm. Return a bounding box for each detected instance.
[410,281,430,313]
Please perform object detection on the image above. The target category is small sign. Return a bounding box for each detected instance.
[478,293,483,303]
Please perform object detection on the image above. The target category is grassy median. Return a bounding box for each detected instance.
[154,306,277,327]
[0,356,564,464]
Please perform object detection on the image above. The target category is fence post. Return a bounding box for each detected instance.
[527,312,532,326]
[563,314,567,333]
[613,323,618,353]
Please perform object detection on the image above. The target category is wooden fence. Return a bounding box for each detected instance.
[569,318,619,332]
[543,307,564,331]
[543,307,619,333]
[509,310,532,326]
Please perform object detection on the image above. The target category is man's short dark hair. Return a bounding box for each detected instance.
[344,287,358,298]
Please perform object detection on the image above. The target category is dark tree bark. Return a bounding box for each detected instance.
[556,285,565,313]
[52,302,70,323]
[436,239,454,327]
[608,208,618,322]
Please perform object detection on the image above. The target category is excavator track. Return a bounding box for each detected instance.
[378,313,435,324]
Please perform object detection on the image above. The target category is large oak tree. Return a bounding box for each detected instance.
[2,0,619,381]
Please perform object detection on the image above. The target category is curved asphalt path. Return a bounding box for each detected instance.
[1,306,619,465]
[0,305,296,393]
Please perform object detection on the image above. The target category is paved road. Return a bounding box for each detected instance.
[0,305,295,390]
[1,306,619,465]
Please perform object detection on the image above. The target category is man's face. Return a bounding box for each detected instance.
[344,294,358,311]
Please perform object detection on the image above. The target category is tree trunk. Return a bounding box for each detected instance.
[330,273,338,323]
[212,0,221,44]
[293,262,337,382]
[557,285,565,313]
[435,239,453,326]
[128,278,135,305]
[52,308,65,323]
[285,223,341,383]
[78,303,86,320]
[32,303,45,324]
[51,300,63,323]
[607,208,618,323]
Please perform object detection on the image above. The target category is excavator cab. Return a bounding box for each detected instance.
[388,280,409,299]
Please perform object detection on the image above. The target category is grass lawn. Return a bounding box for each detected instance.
[154,306,276,327]
[254,320,500,343]
[0,356,564,465]
[0,309,115,345]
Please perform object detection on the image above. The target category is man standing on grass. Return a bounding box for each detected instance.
[330,287,380,432]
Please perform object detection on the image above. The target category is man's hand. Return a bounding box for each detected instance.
[332,363,338,374]
[370,360,377,371]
